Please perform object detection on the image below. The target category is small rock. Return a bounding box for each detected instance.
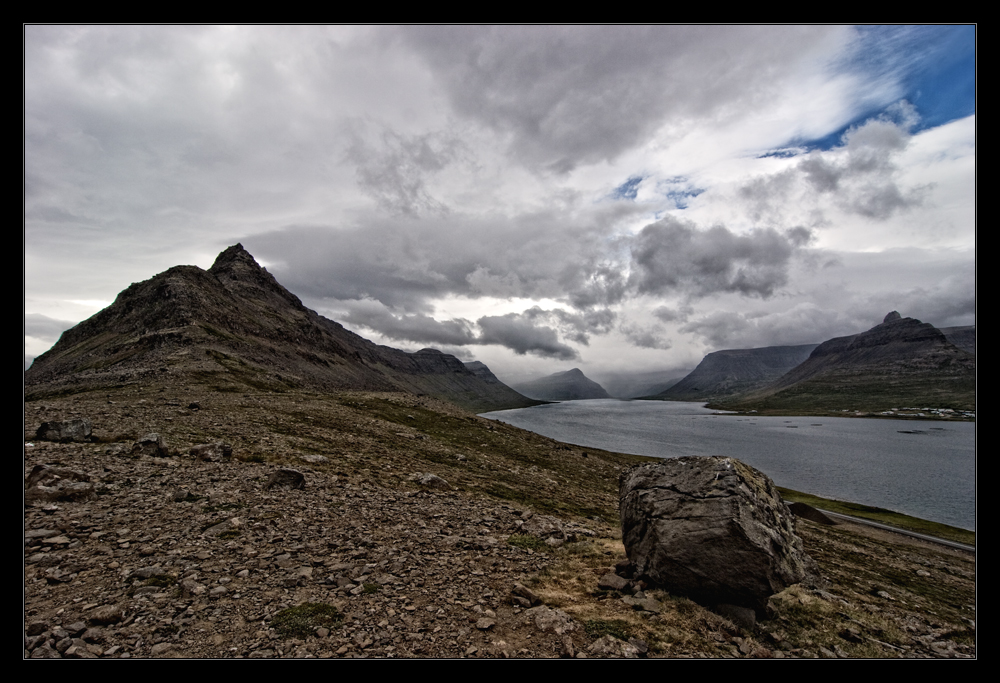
[189,442,232,461]
[132,433,168,458]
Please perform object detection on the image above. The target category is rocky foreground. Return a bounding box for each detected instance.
[24,387,975,658]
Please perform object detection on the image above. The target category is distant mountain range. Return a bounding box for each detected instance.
[511,368,611,401]
[25,245,539,413]
[651,312,975,412]
[647,344,819,402]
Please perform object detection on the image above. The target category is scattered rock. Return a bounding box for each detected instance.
[25,464,95,503]
[132,433,168,457]
[515,511,568,546]
[523,605,576,635]
[189,442,232,461]
[411,472,450,490]
[598,572,631,592]
[88,605,124,626]
[587,635,640,658]
[265,468,305,490]
[619,456,817,614]
[510,583,541,608]
[35,419,93,443]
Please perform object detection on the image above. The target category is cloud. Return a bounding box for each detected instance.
[335,298,477,346]
[740,108,931,226]
[401,25,843,171]
[345,122,469,217]
[630,217,807,299]
[476,312,579,360]
[679,305,855,350]
[620,321,672,350]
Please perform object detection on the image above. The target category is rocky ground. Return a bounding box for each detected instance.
[24,386,976,658]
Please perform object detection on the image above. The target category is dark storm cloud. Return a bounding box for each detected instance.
[336,299,477,346]
[476,313,579,360]
[249,204,641,312]
[630,217,807,299]
[400,25,838,171]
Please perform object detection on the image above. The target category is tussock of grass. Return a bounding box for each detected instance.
[271,603,343,639]
[507,534,548,551]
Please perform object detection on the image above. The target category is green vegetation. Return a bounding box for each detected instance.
[271,603,343,639]
[507,534,548,551]
[584,618,636,641]
[778,487,975,546]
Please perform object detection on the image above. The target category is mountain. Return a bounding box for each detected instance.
[646,344,820,402]
[24,244,538,413]
[721,312,976,412]
[511,368,611,401]
[593,369,692,399]
[940,325,976,354]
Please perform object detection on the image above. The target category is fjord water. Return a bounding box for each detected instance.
[481,400,975,531]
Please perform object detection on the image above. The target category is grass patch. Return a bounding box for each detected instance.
[585,618,635,641]
[362,583,380,594]
[271,602,343,639]
[778,487,974,546]
[507,534,548,551]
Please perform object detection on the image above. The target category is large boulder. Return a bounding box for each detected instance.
[619,456,816,614]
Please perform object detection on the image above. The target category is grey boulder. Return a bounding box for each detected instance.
[619,456,816,614]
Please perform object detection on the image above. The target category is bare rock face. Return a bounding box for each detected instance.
[619,456,816,615]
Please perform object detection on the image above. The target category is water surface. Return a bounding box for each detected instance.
[481,400,975,531]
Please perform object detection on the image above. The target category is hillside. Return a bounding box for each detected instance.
[719,313,976,413]
[25,245,537,413]
[512,368,611,401]
[646,345,819,402]
[23,253,975,658]
[24,384,975,658]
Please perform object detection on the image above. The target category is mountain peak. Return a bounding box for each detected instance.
[883,311,902,323]
[209,243,262,276]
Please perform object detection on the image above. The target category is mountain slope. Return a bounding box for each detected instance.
[722,312,976,412]
[647,344,819,402]
[25,245,538,412]
[512,368,610,401]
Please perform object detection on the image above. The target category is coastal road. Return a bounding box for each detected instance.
[817,509,975,553]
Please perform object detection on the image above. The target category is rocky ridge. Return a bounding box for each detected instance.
[25,245,538,414]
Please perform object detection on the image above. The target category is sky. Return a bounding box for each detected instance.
[24,25,975,386]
